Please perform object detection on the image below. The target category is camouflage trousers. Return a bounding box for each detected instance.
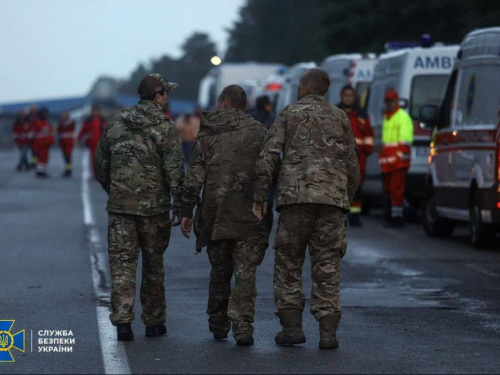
[274,204,346,320]
[207,239,266,340]
[107,212,171,327]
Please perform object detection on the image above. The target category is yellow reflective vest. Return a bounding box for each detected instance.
[379,108,414,172]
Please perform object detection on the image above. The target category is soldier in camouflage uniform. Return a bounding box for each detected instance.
[253,69,360,349]
[94,73,184,341]
[180,85,271,346]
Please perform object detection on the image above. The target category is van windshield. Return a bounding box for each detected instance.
[410,75,449,120]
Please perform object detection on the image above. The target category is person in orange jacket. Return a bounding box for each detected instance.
[78,105,106,174]
[57,111,75,177]
[338,85,374,227]
[32,107,54,178]
[12,109,34,171]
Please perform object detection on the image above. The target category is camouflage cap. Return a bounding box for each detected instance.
[138,73,179,98]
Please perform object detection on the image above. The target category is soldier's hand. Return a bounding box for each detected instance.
[252,201,267,221]
[181,217,193,238]
[171,212,182,227]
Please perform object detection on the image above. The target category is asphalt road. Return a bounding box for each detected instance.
[1,147,500,374]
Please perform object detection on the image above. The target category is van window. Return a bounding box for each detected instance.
[355,82,370,109]
[410,75,449,120]
[437,70,457,130]
[453,66,500,127]
[367,78,398,126]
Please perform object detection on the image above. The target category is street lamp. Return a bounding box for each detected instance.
[211,56,222,66]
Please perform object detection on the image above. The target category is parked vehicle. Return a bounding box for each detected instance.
[198,63,283,110]
[261,67,288,112]
[423,27,500,248]
[364,44,459,210]
[275,62,316,113]
[320,53,377,108]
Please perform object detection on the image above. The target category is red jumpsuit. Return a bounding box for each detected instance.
[58,119,75,173]
[13,120,34,170]
[32,119,54,173]
[13,121,33,147]
[343,107,374,224]
[78,116,105,173]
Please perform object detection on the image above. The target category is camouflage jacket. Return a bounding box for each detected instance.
[181,108,271,249]
[254,94,360,212]
[94,100,184,216]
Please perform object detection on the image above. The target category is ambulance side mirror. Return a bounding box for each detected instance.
[419,105,438,129]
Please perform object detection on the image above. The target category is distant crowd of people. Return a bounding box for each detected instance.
[12,105,107,178]
[11,96,278,178]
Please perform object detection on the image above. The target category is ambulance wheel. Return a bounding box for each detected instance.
[423,195,455,237]
[470,189,495,249]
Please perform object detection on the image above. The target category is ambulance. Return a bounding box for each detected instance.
[319,53,377,107]
[364,44,459,209]
[198,62,283,110]
[275,62,317,113]
[423,28,500,248]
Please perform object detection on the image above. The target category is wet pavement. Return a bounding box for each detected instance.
[1,147,500,374]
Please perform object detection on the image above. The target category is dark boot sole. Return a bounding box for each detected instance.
[275,333,306,346]
[145,326,167,337]
[319,339,339,350]
[212,332,228,340]
[236,337,254,346]
[117,333,134,341]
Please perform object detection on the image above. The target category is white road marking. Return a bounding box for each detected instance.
[81,150,131,375]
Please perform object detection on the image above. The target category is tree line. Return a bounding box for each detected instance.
[110,0,500,101]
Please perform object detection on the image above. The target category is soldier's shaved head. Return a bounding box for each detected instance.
[218,85,247,111]
[299,69,331,97]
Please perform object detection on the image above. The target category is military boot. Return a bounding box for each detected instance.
[117,323,134,341]
[319,313,341,349]
[274,310,306,346]
[145,323,167,337]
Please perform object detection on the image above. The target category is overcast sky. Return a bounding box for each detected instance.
[0,0,245,103]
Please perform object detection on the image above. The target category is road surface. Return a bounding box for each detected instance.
[1,147,499,374]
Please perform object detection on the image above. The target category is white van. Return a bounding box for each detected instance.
[320,53,377,107]
[198,63,282,110]
[365,45,459,208]
[275,62,317,113]
[423,28,500,248]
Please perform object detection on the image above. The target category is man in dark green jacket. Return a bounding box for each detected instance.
[253,69,360,350]
[181,85,270,346]
[94,73,184,341]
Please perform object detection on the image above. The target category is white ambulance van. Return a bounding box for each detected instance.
[198,62,282,110]
[275,62,317,113]
[365,45,459,209]
[320,53,377,107]
[423,28,500,248]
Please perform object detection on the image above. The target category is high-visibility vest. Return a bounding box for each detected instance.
[379,108,413,172]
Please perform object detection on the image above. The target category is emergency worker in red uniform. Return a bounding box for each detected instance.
[78,105,106,174]
[57,111,76,177]
[378,89,413,228]
[12,110,34,171]
[32,108,54,178]
[338,85,374,226]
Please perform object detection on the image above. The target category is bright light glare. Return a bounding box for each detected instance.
[211,56,222,66]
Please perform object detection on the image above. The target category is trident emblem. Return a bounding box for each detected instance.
[0,334,9,348]
[0,320,25,362]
